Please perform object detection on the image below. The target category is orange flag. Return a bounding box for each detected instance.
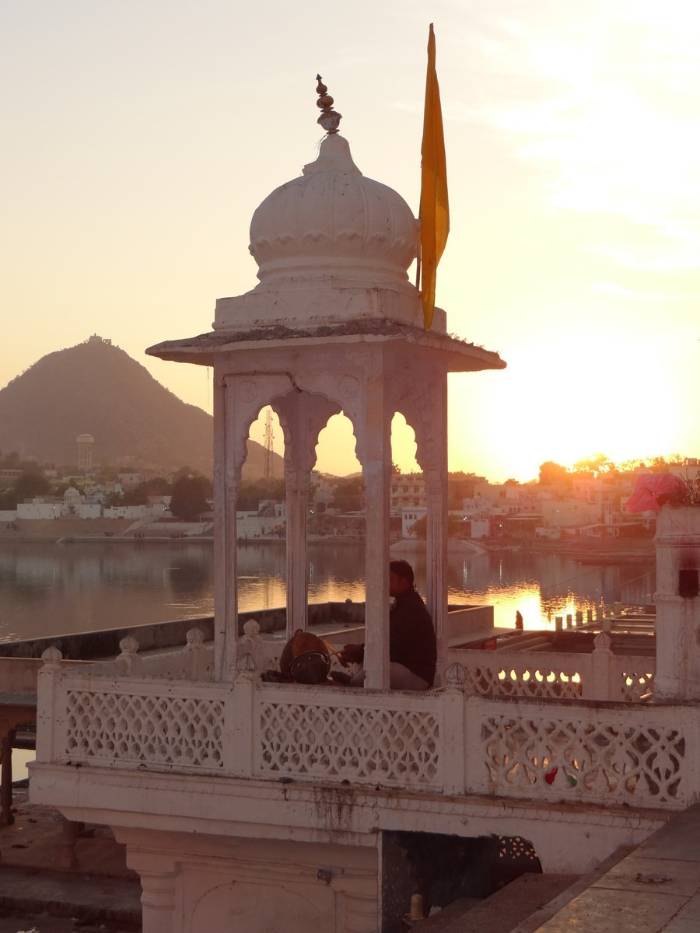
[419,23,450,330]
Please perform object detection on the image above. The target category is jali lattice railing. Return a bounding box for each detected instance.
[256,684,441,788]
[450,634,655,704]
[36,649,688,811]
[469,696,692,808]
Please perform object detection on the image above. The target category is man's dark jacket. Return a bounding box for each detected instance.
[390,588,436,686]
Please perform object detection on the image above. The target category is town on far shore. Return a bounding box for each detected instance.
[1,439,697,560]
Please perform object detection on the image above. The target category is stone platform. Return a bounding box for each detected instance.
[0,790,134,878]
[0,865,140,931]
[415,873,579,931]
[532,805,700,932]
[0,789,140,931]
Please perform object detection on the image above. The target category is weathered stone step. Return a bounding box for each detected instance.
[524,807,700,932]
[512,846,636,932]
[0,915,134,932]
[412,873,579,932]
[0,864,141,930]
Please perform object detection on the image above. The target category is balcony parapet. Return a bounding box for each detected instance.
[36,647,694,814]
[90,621,655,706]
[87,627,215,682]
[448,631,655,703]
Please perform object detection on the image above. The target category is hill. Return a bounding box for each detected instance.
[0,337,283,477]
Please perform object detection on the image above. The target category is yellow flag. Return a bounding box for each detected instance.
[419,23,449,330]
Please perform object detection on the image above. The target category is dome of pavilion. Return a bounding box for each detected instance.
[249,133,418,287]
[212,77,441,333]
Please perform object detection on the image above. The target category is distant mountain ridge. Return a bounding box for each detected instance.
[0,337,283,477]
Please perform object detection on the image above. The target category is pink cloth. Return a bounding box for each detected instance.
[625,473,687,513]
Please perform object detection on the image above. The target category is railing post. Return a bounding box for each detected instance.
[463,694,482,795]
[226,663,257,777]
[240,619,262,671]
[585,632,615,700]
[36,648,63,763]
[185,627,207,680]
[115,636,142,676]
[442,664,466,795]
[285,462,310,638]
[682,704,700,807]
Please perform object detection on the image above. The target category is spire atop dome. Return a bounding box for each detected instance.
[210,76,423,332]
[315,74,342,135]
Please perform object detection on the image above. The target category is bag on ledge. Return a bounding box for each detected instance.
[277,629,332,685]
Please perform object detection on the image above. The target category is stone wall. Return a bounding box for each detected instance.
[0,602,367,660]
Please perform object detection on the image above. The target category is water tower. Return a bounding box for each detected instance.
[76,433,95,471]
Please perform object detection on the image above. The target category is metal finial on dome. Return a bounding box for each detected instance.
[315,74,342,135]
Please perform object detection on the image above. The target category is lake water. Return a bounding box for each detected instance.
[3,540,657,782]
[0,541,656,642]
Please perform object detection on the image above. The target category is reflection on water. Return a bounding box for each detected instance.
[0,543,217,641]
[443,550,655,629]
[0,542,655,642]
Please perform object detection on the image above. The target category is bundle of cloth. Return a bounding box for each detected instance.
[262,629,333,685]
[625,473,688,513]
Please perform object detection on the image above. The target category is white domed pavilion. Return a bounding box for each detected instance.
[148,78,505,687]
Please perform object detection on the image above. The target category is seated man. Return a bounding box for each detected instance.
[339,560,436,690]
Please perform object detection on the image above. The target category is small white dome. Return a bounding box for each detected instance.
[249,134,417,286]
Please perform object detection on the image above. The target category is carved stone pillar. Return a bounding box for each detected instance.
[360,357,391,690]
[422,372,449,686]
[655,506,700,699]
[214,373,288,682]
[276,393,338,637]
[285,461,310,635]
[140,871,178,933]
[118,836,178,933]
[213,371,332,680]
[398,367,449,687]
[214,374,242,682]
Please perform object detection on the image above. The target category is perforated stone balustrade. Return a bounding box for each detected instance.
[447,631,655,704]
[475,698,690,808]
[95,620,655,704]
[35,639,692,812]
[88,626,215,681]
[75,619,656,706]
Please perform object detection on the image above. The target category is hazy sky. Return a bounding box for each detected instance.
[2,0,699,480]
